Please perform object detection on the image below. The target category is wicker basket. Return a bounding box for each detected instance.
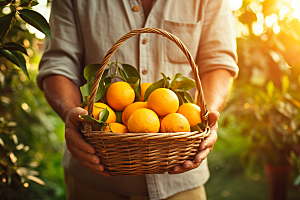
[82,28,210,176]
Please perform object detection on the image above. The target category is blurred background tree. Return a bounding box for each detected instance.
[0,0,65,199]
[0,0,300,200]
[206,0,300,199]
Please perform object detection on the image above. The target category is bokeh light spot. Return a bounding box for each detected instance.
[21,103,29,110]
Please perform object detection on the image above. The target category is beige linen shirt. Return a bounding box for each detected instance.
[37,0,238,199]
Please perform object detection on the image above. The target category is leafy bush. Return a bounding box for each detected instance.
[0,1,66,199]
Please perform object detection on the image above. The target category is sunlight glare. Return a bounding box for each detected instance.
[257,12,265,24]
[291,0,300,20]
[279,5,290,17]
[273,24,281,34]
[228,0,243,11]
[2,7,11,14]
[252,22,264,36]
[265,14,278,28]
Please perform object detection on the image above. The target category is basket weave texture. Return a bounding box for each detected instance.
[82,28,210,176]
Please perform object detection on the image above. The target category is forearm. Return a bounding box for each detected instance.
[42,75,82,122]
[200,69,233,112]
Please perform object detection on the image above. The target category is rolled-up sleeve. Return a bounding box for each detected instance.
[37,0,84,90]
[196,0,239,78]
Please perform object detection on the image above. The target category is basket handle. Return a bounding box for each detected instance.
[87,28,209,126]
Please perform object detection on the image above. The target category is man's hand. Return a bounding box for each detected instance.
[65,107,112,177]
[168,111,219,174]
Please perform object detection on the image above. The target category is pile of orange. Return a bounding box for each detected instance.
[86,82,202,133]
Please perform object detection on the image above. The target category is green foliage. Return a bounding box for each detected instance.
[0,1,65,200]
[18,9,52,39]
[0,0,51,77]
[81,61,142,106]
[143,72,196,103]
[218,0,300,187]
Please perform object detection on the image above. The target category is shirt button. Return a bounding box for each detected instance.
[133,6,139,12]
[142,69,148,75]
[142,38,147,44]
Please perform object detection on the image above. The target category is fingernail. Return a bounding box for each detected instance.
[88,149,93,154]
[174,168,178,172]
[93,157,98,164]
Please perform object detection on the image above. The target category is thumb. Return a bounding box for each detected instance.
[66,107,88,130]
[208,111,220,127]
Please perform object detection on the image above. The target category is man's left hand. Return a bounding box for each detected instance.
[168,111,219,174]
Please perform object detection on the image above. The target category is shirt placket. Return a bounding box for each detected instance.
[128,0,149,83]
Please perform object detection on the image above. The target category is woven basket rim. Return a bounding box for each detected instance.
[82,126,210,141]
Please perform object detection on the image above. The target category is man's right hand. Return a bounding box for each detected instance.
[65,107,112,177]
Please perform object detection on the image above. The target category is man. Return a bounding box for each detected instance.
[37,0,238,199]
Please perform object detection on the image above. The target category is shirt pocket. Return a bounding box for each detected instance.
[165,20,202,64]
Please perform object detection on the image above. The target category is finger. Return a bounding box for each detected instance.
[65,127,96,154]
[208,111,220,128]
[169,160,201,174]
[199,128,217,151]
[194,148,211,164]
[81,161,112,177]
[66,107,88,130]
[70,146,100,165]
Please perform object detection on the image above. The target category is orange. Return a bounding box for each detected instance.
[176,103,202,127]
[137,82,152,102]
[103,123,128,133]
[122,102,148,126]
[106,82,135,111]
[147,88,179,117]
[84,102,116,123]
[160,113,190,133]
[127,108,160,133]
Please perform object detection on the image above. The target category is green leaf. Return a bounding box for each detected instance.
[0,50,29,77]
[20,0,39,7]
[0,0,11,7]
[1,42,28,55]
[118,67,128,82]
[98,108,109,123]
[282,75,289,94]
[144,79,165,101]
[79,115,104,124]
[94,69,109,102]
[95,81,105,103]
[127,77,140,90]
[175,77,196,91]
[183,91,194,103]
[115,111,123,124]
[80,84,89,97]
[170,73,182,87]
[104,77,112,85]
[18,9,52,39]
[175,91,186,106]
[101,83,112,104]
[79,95,89,108]
[101,69,109,82]
[121,63,140,79]
[191,123,204,132]
[294,174,300,186]
[79,115,96,122]
[0,12,15,38]
[127,77,141,98]
[170,77,196,91]
[83,63,101,81]
[160,72,170,88]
